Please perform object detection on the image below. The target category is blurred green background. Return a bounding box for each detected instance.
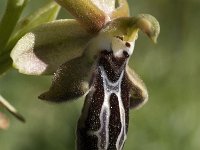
[0,0,200,150]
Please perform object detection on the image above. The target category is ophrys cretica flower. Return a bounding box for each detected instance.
[11,0,160,149]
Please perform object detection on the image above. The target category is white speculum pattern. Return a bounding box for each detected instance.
[94,66,126,150]
[91,36,135,150]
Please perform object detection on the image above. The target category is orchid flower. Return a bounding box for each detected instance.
[11,0,160,149]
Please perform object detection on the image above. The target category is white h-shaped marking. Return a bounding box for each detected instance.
[93,66,126,150]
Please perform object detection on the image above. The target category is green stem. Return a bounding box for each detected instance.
[55,0,107,33]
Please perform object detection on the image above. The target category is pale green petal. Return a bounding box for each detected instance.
[39,56,91,102]
[11,19,93,75]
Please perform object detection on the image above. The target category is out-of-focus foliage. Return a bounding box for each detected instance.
[0,0,200,150]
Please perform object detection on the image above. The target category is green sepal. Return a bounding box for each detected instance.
[11,19,93,75]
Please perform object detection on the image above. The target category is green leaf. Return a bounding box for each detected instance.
[0,95,25,122]
[0,0,28,54]
[11,19,94,75]
[55,0,108,33]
